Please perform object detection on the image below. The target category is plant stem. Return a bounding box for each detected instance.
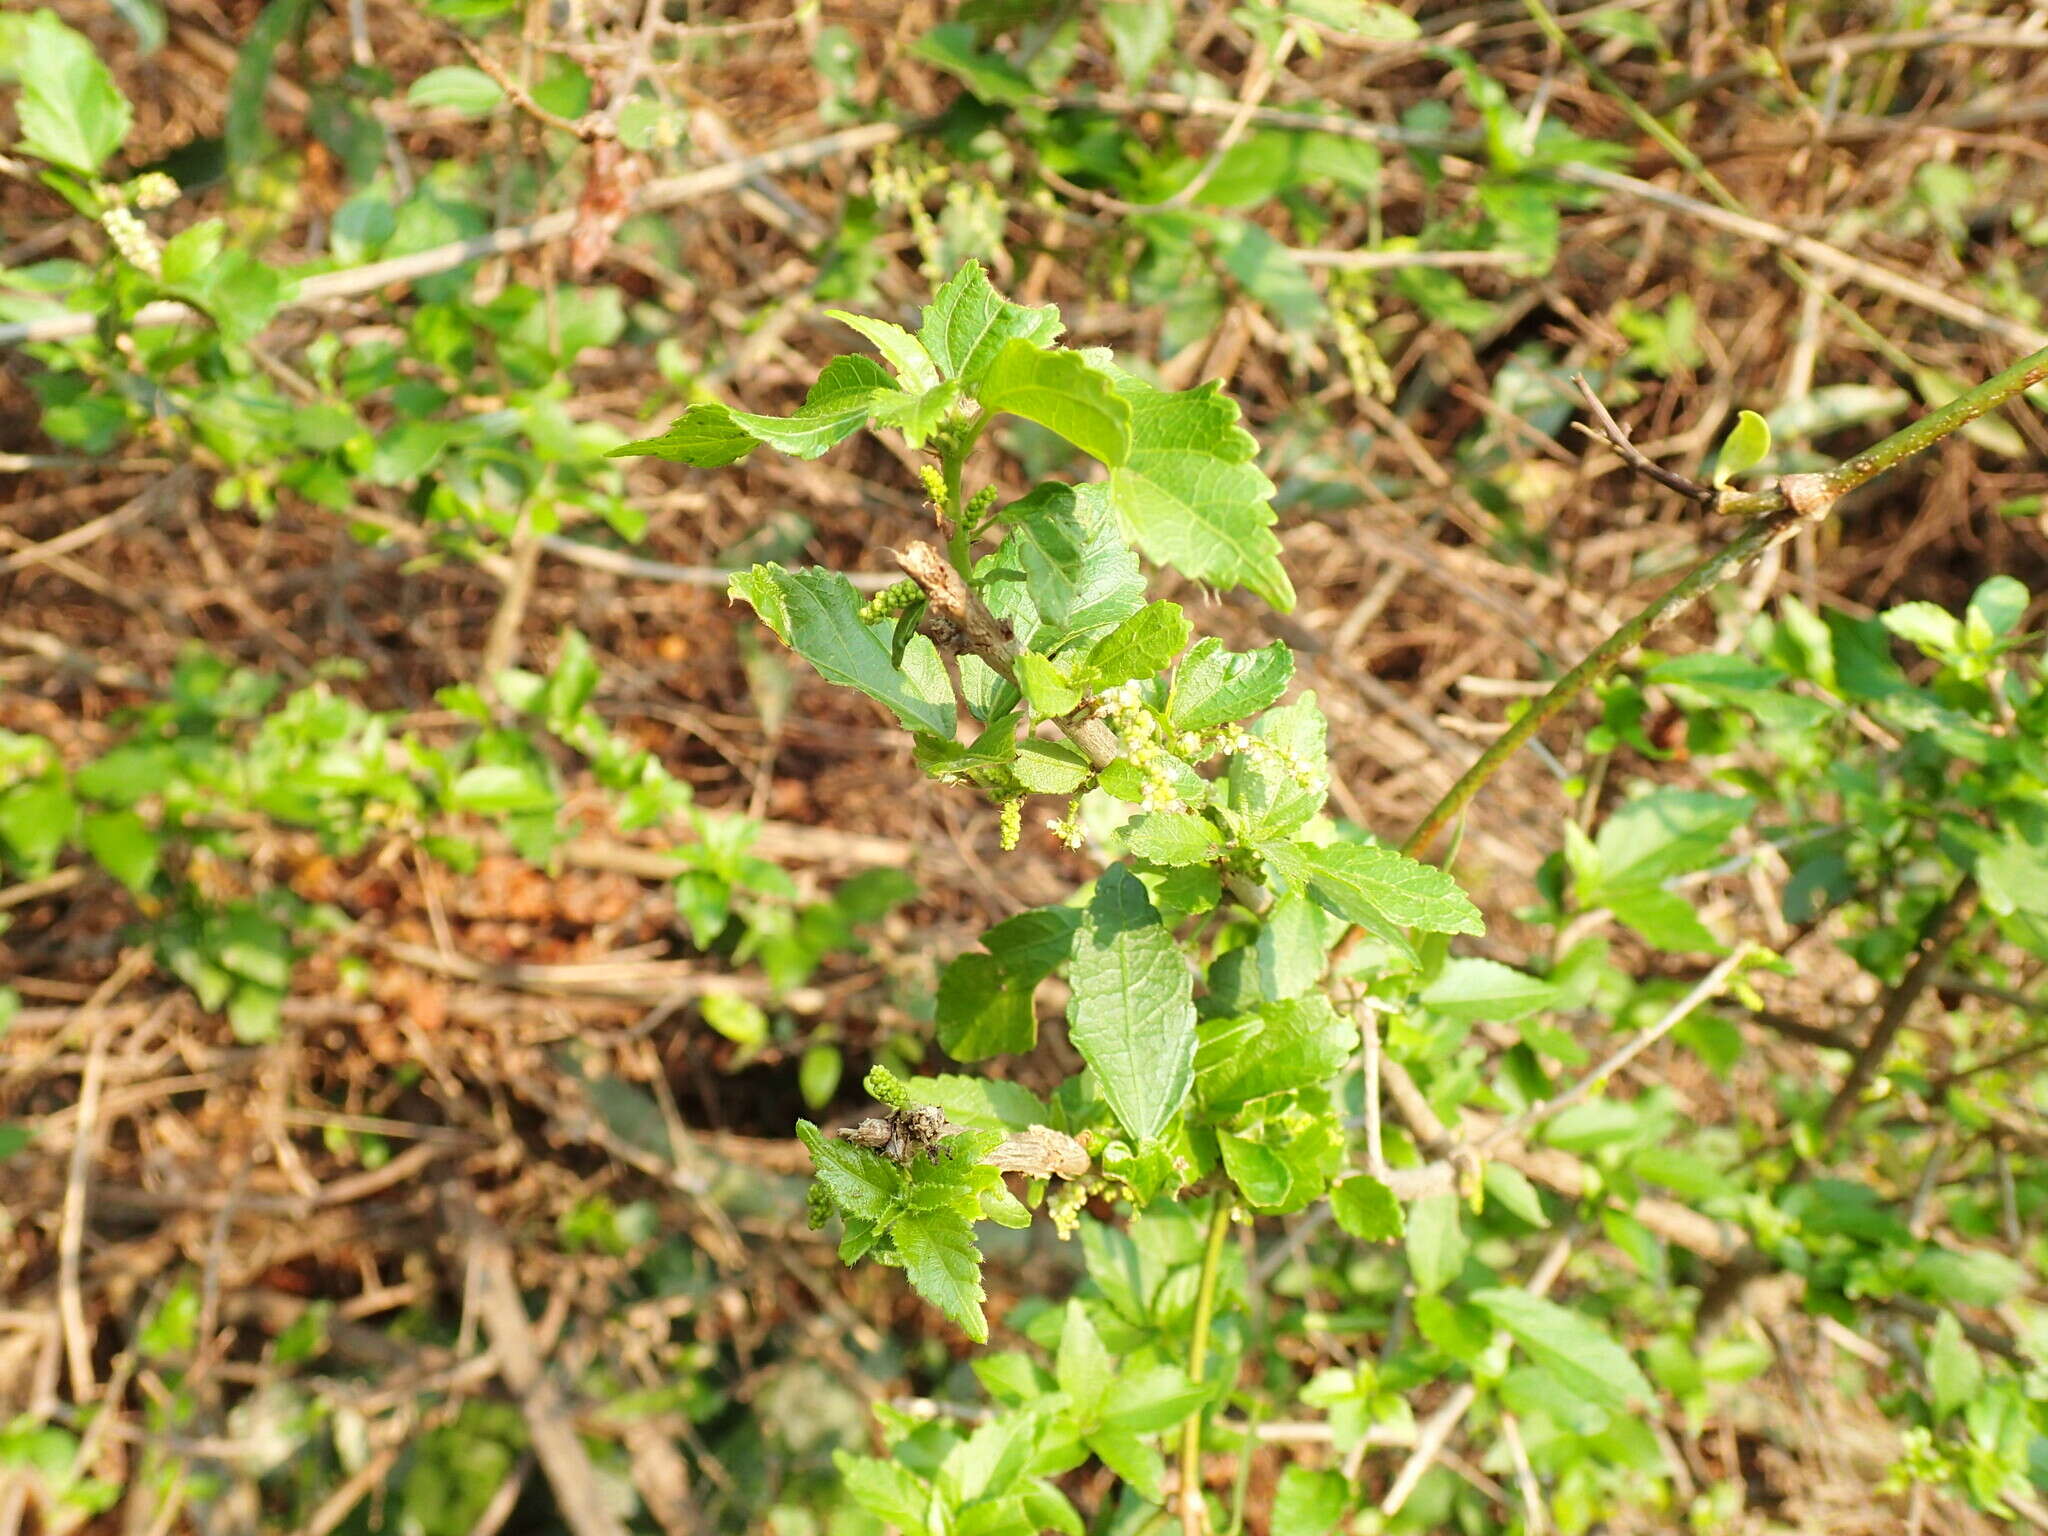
[1179,1197,1235,1536]
[1396,338,2048,862]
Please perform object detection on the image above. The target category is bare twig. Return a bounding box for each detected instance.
[58,948,153,1403]
[1818,878,1979,1143]
[1570,373,1719,506]
[1479,945,1754,1153]
[444,1189,628,1536]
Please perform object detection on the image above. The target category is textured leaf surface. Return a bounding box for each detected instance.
[977,339,1132,465]
[1304,842,1483,945]
[893,1207,989,1342]
[1066,865,1196,1143]
[728,565,955,736]
[796,1120,904,1225]
[1105,370,1294,610]
[1169,637,1294,731]
[920,259,1062,384]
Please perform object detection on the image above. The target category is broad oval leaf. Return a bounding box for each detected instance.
[1066,864,1197,1144]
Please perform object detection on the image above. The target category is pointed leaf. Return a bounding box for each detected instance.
[893,1206,989,1342]
[1168,637,1294,731]
[1303,842,1483,944]
[976,339,1133,466]
[1472,1287,1654,1413]
[728,564,956,735]
[797,1120,906,1225]
[919,259,1062,385]
[1105,369,1294,611]
[1066,865,1197,1143]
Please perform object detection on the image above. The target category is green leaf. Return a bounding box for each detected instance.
[728,565,956,736]
[1967,574,2029,642]
[798,1043,842,1111]
[0,1123,32,1163]
[1303,842,1483,947]
[1015,652,1082,717]
[1482,1162,1550,1228]
[917,1074,1048,1132]
[1589,789,1753,890]
[606,404,759,466]
[81,809,159,894]
[937,951,1038,1062]
[1226,696,1328,841]
[1270,1466,1350,1536]
[909,23,1040,107]
[1331,1174,1403,1241]
[1710,408,1772,487]
[1102,0,1172,86]
[1286,0,1421,39]
[1404,1192,1468,1294]
[407,65,506,117]
[1124,812,1222,867]
[828,309,941,391]
[0,776,75,877]
[1066,864,1197,1144]
[893,1206,989,1342]
[1606,883,1725,954]
[1255,888,1326,1001]
[991,483,1147,650]
[1195,995,1351,1112]
[919,259,1063,385]
[613,356,896,464]
[1168,638,1293,732]
[1212,218,1324,328]
[976,340,1133,466]
[834,1452,935,1530]
[797,1120,906,1225]
[5,11,133,174]
[1881,600,1962,659]
[1420,957,1559,1021]
[1100,1366,1213,1433]
[1012,740,1093,795]
[1927,1311,1983,1422]
[981,905,1083,986]
[1083,601,1191,688]
[227,0,311,171]
[1056,1300,1114,1422]
[1473,1289,1653,1413]
[1098,366,1293,610]
[700,993,768,1049]
[449,763,555,814]
[1083,1426,1165,1504]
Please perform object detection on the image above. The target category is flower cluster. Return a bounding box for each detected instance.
[870,147,945,275]
[100,204,160,277]
[917,463,949,513]
[998,797,1021,852]
[1328,270,1395,406]
[963,484,999,524]
[1216,725,1323,793]
[1093,681,1184,814]
[1044,797,1084,850]
[126,172,179,211]
[858,579,921,626]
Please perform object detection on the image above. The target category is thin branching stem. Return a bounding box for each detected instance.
[1179,1198,1235,1536]
[1393,340,2048,864]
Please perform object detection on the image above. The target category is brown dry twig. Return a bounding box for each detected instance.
[1570,373,1721,507]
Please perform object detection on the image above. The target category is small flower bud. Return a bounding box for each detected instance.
[126,172,179,210]
[100,205,160,276]
[863,1064,912,1111]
